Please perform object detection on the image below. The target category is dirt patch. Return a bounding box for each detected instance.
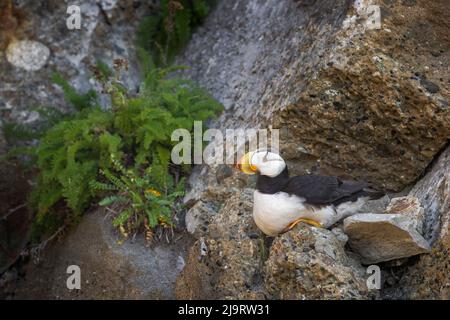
[2,210,194,299]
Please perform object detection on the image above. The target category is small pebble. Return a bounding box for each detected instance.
[6,40,50,71]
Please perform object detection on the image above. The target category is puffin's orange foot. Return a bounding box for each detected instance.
[281,218,323,233]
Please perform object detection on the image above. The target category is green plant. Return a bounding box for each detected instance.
[137,0,216,66]
[26,61,222,240]
[90,154,185,240]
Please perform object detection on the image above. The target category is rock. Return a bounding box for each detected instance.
[6,40,50,71]
[0,268,18,287]
[183,165,250,206]
[344,213,431,264]
[178,0,450,197]
[265,224,371,299]
[0,0,153,126]
[178,190,376,300]
[331,226,349,246]
[176,189,267,299]
[360,195,392,214]
[420,78,440,94]
[215,164,234,183]
[0,159,31,275]
[185,201,218,238]
[183,165,251,235]
[384,146,450,299]
[385,196,425,234]
[409,147,450,243]
[174,240,217,300]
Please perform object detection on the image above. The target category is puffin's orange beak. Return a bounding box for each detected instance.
[235,152,258,175]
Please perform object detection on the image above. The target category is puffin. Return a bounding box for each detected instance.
[235,149,383,236]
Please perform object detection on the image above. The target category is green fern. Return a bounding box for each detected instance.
[22,62,222,240]
[95,154,185,234]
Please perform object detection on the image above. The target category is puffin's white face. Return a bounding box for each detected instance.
[236,150,286,177]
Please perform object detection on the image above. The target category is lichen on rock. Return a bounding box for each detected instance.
[6,40,50,71]
[265,224,372,299]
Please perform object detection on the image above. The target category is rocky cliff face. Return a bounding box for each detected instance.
[0,0,153,126]
[382,146,450,299]
[1,0,448,300]
[177,0,449,193]
[175,0,449,299]
[175,146,449,299]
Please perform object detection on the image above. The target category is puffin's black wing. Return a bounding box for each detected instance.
[281,175,370,205]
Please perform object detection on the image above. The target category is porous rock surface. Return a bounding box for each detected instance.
[265,224,371,299]
[6,40,50,71]
[176,189,267,299]
[343,195,431,265]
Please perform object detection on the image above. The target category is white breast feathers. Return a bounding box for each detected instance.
[252,190,342,236]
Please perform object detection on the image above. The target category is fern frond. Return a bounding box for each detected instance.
[99,195,127,206]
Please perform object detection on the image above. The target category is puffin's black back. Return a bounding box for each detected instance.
[255,165,384,206]
[255,167,289,194]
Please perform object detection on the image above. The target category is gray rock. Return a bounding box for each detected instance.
[185,201,218,238]
[383,146,450,299]
[178,0,450,198]
[265,224,371,299]
[6,40,50,71]
[331,226,349,246]
[384,196,425,234]
[420,78,440,94]
[344,213,431,264]
[409,147,450,243]
[1,0,152,126]
[360,195,392,214]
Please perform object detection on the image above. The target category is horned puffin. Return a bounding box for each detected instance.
[236,149,382,236]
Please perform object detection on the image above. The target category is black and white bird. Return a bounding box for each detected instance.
[236,149,383,236]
